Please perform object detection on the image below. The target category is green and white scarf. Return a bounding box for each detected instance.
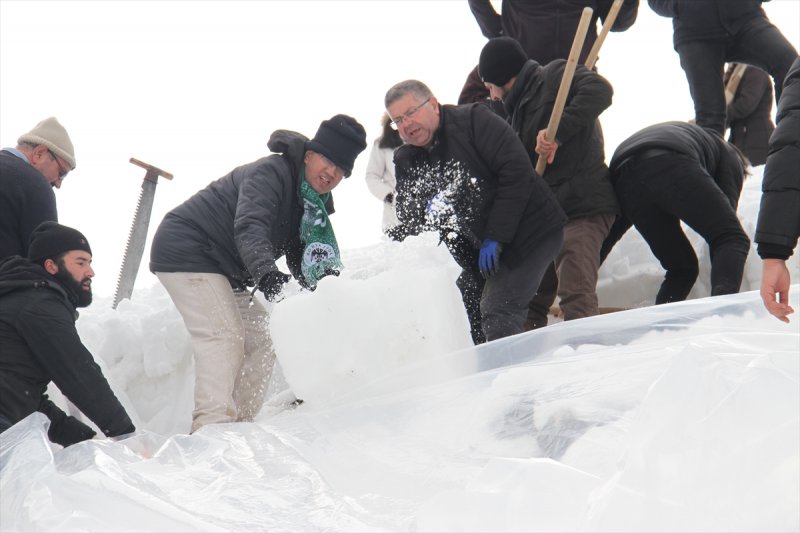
[299,174,343,289]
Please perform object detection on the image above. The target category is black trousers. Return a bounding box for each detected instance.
[612,153,750,304]
[677,21,797,135]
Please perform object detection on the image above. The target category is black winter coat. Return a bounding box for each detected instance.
[150,130,334,288]
[648,0,773,47]
[726,66,774,166]
[504,59,618,220]
[756,57,800,259]
[468,0,639,65]
[393,103,566,271]
[0,150,57,260]
[0,256,135,446]
[610,121,746,210]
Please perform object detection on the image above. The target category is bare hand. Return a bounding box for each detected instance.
[535,129,558,164]
[760,259,794,323]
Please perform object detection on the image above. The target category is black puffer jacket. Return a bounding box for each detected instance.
[0,150,58,260]
[468,0,639,65]
[504,59,618,220]
[756,57,800,259]
[0,256,135,446]
[393,103,566,271]
[150,130,334,288]
[726,66,774,166]
[610,121,746,210]
[648,0,773,47]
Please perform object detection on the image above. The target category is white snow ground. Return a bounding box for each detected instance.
[1,168,799,532]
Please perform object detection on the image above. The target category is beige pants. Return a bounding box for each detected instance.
[156,272,275,432]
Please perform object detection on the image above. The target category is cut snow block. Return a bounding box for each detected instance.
[270,266,473,405]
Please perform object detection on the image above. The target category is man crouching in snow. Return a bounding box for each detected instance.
[149,115,367,433]
[0,221,135,446]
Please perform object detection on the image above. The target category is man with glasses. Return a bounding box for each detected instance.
[1,117,76,259]
[385,79,566,343]
[150,114,367,432]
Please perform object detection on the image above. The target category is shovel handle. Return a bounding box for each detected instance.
[535,7,594,176]
[584,0,624,70]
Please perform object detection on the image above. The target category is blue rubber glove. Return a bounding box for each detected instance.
[479,239,502,278]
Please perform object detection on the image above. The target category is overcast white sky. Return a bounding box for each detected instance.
[2,0,798,296]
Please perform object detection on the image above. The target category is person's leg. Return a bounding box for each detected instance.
[525,262,557,331]
[232,291,276,422]
[599,214,632,265]
[676,40,728,134]
[481,228,564,341]
[156,272,245,432]
[456,269,487,345]
[657,177,750,296]
[613,156,699,304]
[728,20,798,103]
[555,213,616,321]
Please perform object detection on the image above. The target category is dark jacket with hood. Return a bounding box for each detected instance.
[393,103,566,273]
[756,57,800,260]
[0,256,135,446]
[726,66,774,166]
[504,59,618,220]
[0,150,58,260]
[648,0,774,48]
[150,130,334,289]
[609,121,746,211]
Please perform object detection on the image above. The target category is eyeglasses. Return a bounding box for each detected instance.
[390,97,431,130]
[48,150,69,179]
[316,152,346,179]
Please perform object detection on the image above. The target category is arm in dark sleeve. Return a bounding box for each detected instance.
[17,299,135,440]
[472,105,535,243]
[468,0,503,38]
[556,65,614,144]
[647,0,677,18]
[598,0,639,32]
[714,146,746,210]
[726,68,771,124]
[38,396,97,447]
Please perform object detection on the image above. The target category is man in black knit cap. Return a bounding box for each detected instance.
[478,36,618,330]
[150,114,367,432]
[0,221,135,446]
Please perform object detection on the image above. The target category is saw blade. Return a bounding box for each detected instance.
[113,178,158,309]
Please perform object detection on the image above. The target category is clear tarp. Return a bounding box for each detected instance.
[2,289,798,532]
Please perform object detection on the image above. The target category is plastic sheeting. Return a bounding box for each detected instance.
[2,289,799,532]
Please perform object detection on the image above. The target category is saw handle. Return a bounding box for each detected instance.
[130,157,173,181]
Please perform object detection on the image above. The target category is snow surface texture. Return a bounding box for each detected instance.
[1,170,799,531]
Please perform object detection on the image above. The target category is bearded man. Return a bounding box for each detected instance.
[0,221,135,446]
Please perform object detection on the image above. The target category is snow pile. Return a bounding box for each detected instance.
[1,168,799,531]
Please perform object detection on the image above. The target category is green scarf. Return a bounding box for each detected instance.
[299,174,343,289]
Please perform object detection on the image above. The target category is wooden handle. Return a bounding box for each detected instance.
[535,7,594,176]
[725,63,748,105]
[584,0,624,70]
[130,157,173,180]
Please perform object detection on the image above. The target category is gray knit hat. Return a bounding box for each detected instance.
[18,117,76,170]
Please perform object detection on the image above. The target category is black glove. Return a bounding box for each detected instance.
[48,413,97,447]
[384,192,394,204]
[258,271,291,301]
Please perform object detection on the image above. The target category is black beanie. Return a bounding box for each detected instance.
[306,114,368,177]
[479,37,528,86]
[27,221,92,263]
